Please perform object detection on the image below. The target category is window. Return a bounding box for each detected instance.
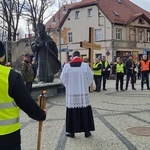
[117,0,122,3]
[147,30,150,42]
[95,29,102,41]
[138,18,145,24]
[139,30,144,42]
[116,28,122,40]
[75,11,80,19]
[129,28,136,41]
[113,11,119,16]
[68,32,73,42]
[88,8,92,17]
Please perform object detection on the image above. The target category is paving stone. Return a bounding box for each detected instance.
[20,79,150,150]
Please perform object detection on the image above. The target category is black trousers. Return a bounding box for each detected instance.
[125,73,135,89]
[94,75,102,91]
[141,72,149,89]
[26,82,33,94]
[102,74,107,90]
[116,73,124,90]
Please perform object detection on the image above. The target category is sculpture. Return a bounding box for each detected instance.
[31,23,61,82]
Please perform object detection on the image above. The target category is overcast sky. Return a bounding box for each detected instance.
[20,0,150,36]
[130,0,150,12]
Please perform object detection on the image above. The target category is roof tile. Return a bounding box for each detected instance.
[45,0,150,29]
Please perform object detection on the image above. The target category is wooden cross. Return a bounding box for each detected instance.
[80,27,101,68]
[80,27,101,91]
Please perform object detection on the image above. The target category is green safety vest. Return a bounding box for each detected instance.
[116,63,124,73]
[104,61,109,68]
[0,65,20,135]
[93,62,102,75]
[101,61,109,68]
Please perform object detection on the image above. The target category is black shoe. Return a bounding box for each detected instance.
[125,88,128,90]
[132,88,136,90]
[66,132,75,138]
[103,89,107,91]
[147,88,150,90]
[116,89,118,91]
[121,89,125,91]
[85,132,91,138]
[141,88,143,90]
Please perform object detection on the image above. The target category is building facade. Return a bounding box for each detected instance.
[45,0,150,63]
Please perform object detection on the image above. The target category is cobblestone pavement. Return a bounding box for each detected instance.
[20,79,150,150]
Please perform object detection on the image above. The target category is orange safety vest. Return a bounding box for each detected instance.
[141,60,150,71]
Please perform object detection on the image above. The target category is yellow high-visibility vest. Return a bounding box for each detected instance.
[0,65,20,135]
[116,63,124,73]
[93,62,102,75]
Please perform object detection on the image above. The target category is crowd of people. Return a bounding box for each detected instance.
[93,55,150,92]
[1,41,150,149]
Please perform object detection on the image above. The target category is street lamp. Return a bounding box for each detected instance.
[51,2,67,64]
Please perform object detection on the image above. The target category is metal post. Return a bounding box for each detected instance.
[58,28,61,63]
[112,23,115,62]
[58,1,61,64]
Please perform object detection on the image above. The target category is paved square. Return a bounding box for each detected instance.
[21,79,150,150]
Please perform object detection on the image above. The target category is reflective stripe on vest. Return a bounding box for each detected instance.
[0,65,20,135]
[0,117,19,126]
[116,63,124,73]
[93,62,102,75]
[141,60,149,71]
[0,101,17,109]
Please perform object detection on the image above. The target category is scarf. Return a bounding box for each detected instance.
[70,56,83,63]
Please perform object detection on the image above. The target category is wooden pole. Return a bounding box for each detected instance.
[37,91,46,150]
[80,27,101,92]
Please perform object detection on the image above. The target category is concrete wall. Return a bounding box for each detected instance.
[8,38,33,70]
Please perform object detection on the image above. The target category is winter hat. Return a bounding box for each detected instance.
[0,41,5,62]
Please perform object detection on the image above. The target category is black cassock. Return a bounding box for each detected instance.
[65,62,95,133]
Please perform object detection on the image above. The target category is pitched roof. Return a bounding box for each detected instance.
[45,0,150,29]
[127,13,150,24]
[99,0,150,24]
[45,2,78,30]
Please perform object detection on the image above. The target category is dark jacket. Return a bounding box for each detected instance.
[101,61,110,75]
[21,60,34,82]
[0,68,46,149]
[125,59,136,75]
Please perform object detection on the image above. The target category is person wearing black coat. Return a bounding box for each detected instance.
[101,56,110,91]
[125,55,136,90]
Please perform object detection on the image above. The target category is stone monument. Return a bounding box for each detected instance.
[31,23,61,83]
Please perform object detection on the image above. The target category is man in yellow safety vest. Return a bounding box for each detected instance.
[0,41,46,150]
[93,58,102,92]
[114,57,125,91]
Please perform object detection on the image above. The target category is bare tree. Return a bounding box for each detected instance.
[0,0,25,41]
[23,0,55,37]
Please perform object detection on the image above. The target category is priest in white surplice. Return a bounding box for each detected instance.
[60,51,95,138]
